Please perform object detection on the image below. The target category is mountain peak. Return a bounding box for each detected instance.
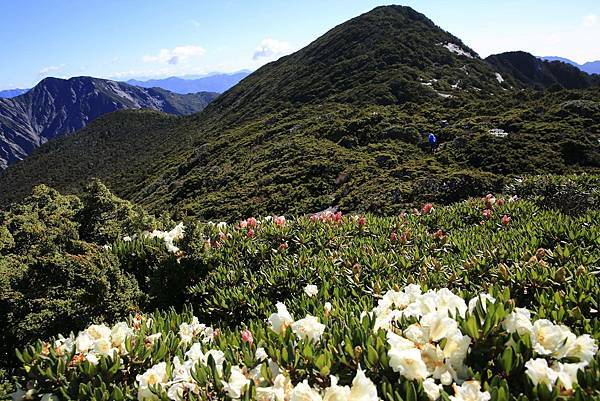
[206,5,506,122]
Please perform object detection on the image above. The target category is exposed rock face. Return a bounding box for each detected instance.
[0,76,218,168]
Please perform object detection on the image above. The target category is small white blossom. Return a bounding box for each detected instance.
[291,315,326,342]
[525,358,558,391]
[450,381,490,401]
[423,378,443,400]
[222,366,250,399]
[304,285,319,297]
[269,302,294,334]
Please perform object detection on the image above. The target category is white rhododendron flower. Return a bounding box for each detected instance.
[450,381,490,401]
[85,353,99,365]
[323,376,350,401]
[269,302,294,334]
[566,334,598,363]
[179,317,213,344]
[185,342,205,362]
[349,366,380,401]
[255,347,269,362]
[502,308,533,335]
[290,380,323,401]
[324,302,333,315]
[204,349,226,374]
[468,293,495,314]
[553,362,585,391]
[222,366,250,399]
[423,378,443,400]
[531,320,575,358]
[420,312,459,342]
[525,358,558,390]
[137,362,169,401]
[75,332,94,354]
[292,315,326,342]
[434,288,468,318]
[388,347,429,381]
[304,284,318,297]
[92,337,115,356]
[145,222,185,253]
[111,322,133,349]
[403,323,428,345]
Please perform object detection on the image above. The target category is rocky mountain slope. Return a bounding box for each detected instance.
[0,6,598,217]
[0,76,218,168]
[486,51,599,89]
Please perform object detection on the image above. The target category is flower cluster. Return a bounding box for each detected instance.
[137,341,227,400]
[50,322,134,366]
[370,286,474,396]
[268,302,326,342]
[143,222,186,253]
[503,309,598,392]
[309,210,343,223]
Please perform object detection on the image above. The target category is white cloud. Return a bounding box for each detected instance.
[38,64,66,76]
[252,38,291,61]
[582,14,598,27]
[143,45,206,65]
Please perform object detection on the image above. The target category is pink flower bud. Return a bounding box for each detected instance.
[421,203,434,214]
[501,215,511,226]
[247,228,255,238]
[241,329,253,344]
[358,216,366,227]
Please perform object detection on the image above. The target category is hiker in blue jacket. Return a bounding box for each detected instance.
[428,132,438,153]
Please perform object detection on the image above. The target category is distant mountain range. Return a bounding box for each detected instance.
[0,72,251,99]
[127,71,251,94]
[540,56,600,75]
[0,88,29,98]
[0,76,218,169]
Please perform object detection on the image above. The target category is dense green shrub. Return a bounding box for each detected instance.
[0,183,168,370]
[506,174,600,214]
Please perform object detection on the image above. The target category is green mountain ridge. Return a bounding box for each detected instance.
[486,51,600,89]
[0,5,599,219]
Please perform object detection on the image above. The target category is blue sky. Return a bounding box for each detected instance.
[1,0,599,89]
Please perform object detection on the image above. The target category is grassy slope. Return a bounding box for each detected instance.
[1,89,598,220]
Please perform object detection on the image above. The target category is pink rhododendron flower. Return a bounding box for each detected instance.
[482,209,492,219]
[390,232,398,242]
[422,203,434,214]
[275,216,286,226]
[358,216,366,227]
[240,220,248,228]
[247,229,255,238]
[247,217,257,227]
[502,215,511,226]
